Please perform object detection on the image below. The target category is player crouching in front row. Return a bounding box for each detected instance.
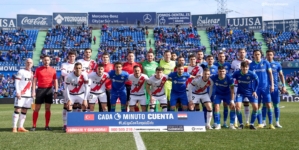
[64,62,89,130]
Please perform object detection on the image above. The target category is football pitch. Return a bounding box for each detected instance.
[0,102,298,150]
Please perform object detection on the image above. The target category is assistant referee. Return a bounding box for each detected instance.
[31,55,58,131]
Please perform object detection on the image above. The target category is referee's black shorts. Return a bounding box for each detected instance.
[35,87,53,104]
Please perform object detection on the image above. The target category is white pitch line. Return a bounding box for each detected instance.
[133,132,146,150]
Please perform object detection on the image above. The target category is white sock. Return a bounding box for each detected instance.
[162,107,167,112]
[235,114,238,124]
[62,109,67,126]
[12,112,19,128]
[263,120,266,125]
[19,113,26,128]
[244,106,250,123]
[206,111,213,126]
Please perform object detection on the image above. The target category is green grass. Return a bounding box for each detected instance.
[0,102,299,150]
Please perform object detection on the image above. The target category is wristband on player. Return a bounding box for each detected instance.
[282,84,286,87]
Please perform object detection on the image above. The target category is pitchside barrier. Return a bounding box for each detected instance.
[66,112,206,133]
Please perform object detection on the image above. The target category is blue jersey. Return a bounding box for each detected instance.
[210,74,234,95]
[203,64,218,75]
[249,60,271,89]
[108,70,129,93]
[268,61,282,89]
[232,70,259,96]
[168,72,190,93]
[214,62,231,75]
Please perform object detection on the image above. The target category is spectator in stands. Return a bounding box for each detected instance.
[93,36,96,45]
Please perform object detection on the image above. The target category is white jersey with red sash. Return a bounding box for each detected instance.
[147,75,168,96]
[15,69,33,97]
[77,59,96,74]
[88,72,109,94]
[190,77,213,95]
[65,72,89,95]
[128,74,149,95]
[186,65,203,86]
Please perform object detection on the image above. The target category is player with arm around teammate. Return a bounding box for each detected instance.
[88,64,109,112]
[146,67,168,112]
[232,61,259,130]
[210,66,235,130]
[12,58,33,132]
[128,65,149,112]
[188,68,213,130]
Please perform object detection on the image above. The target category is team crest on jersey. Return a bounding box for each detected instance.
[260,63,264,67]
[121,76,124,79]
[211,69,215,72]
[215,83,219,86]
[224,66,228,69]
[182,77,186,80]
[112,79,115,82]
[272,64,276,67]
[174,80,177,84]
[224,81,227,84]
[247,76,250,80]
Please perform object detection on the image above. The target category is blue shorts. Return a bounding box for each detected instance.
[257,88,271,103]
[213,94,231,105]
[271,88,280,104]
[170,92,188,106]
[235,94,258,103]
[110,91,127,105]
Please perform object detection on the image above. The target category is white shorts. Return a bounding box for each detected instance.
[89,92,107,103]
[129,94,146,106]
[63,90,67,103]
[69,94,85,104]
[151,95,167,105]
[192,93,211,104]
[14,97,33,109]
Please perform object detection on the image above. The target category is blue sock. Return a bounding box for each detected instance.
[237,110,243,124]
[250,110,258,125]
[215,112,220,125]
[223,106,228,123]
[203,105,207,123]
[121,105,126,112]
[230,110,236,124]
[273,103,280,122]
[177,104,183,111]
[212,106,216,124]
[257,109,263,124]
[111,105,116,112]
[169,108,175,112]
[268,108,273,124]
[262,104,267,121]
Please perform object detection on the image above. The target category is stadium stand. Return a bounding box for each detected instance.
[261,30,299,61]
[153,26,204,63]
[39,25,92,66]
[287,71,299,95]
[99,26,147,63]
[206,25,261,62]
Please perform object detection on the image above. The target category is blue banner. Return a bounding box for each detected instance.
[17,14,52,29]
[192,14,226,28]
[53,13,87,26]
[0,18,16,31]
[227,16,263,30]
[156,12,191,25]
[0,66,22,72]
[67,112,205,132]
[88,12,156,25]
[263,19,299,32]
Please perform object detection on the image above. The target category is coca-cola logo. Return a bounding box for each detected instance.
[21,17,48,25]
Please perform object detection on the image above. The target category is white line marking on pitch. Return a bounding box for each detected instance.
[280,106,285,108]
[133,132,146,150]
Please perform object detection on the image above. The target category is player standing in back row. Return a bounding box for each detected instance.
[249,50,275,129]
[12,58,33,133]
[77,48,96,112]
[128,65,149,112]
[231,48,252,127]
[61,51,76,130]
[266,50,286,128]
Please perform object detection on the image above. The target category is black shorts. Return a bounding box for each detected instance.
[35,88,53,104]
[126,85,131,102]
